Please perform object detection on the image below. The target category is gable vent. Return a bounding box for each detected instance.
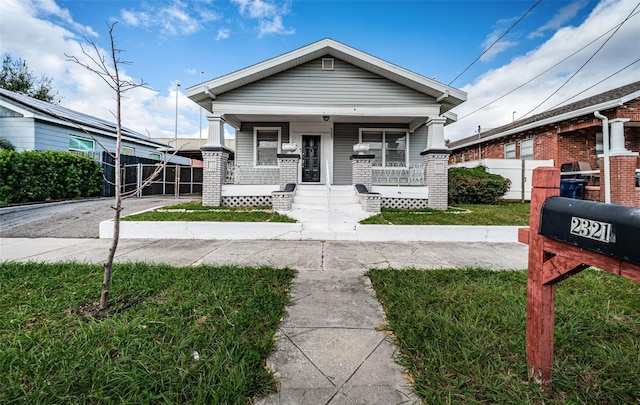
[321,58,334,71]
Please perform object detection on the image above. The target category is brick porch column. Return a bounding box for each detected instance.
[202,149,229,206]
[277,154,300,190]
[421,150,451,210]
[599,118,639,207]
[350,154,374,189]
[422,116,449,210]
[201,114,232,206]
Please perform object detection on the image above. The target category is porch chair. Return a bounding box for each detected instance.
[576,161,597,185]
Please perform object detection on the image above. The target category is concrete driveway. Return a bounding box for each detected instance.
[0,196,194,238]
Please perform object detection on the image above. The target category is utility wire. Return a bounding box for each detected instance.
[546,58,640,110]
[448,0,541,86]
[456,11,640,122]
[518,1,640,119]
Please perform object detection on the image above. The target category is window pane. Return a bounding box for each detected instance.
[69,137,94,152]
[149,152,162,160]
[122,146,134,156]
[385,131,406,166]
[504,142,516,159]
[362,131,382,166]
[520,139,533,160]
[257,130,278,165]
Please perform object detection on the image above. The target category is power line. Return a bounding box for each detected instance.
[546,58,640,110]
[448,0,541,86]
[518,1,640,119]
[456,11,640,122]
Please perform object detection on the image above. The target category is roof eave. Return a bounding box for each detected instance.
[186,38,466,110]
[450,97,632,150]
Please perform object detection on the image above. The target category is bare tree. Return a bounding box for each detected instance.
[67,22,150,311]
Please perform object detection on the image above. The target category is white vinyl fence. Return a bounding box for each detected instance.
[449,158,554,201]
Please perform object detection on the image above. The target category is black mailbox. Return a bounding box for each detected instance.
[539,197,640,265]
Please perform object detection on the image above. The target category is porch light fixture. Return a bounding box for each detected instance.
[323,115,330,122]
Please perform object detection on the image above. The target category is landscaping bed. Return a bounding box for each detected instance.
[367,267,640,404]
[361,202,530,225]
[0,262,296,404]
[122,201,296,222]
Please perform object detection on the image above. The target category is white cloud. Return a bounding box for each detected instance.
[528,0,589,39]
[119,0,219,36]
[216,28,231,40]
[231,0,294,37]
[0,0,198,140]
[479,23,518,62]
[446,0,640,142]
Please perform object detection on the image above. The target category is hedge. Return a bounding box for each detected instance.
[448,165,511,205]
[0,150,103,205]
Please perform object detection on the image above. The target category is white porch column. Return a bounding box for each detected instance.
[201,113,232,206]
[422,116,450,210]
[205,114,226,148]
[609,118,632,156]
[424,116,447,151]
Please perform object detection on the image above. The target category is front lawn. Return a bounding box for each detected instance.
[0,262,296,404]
[367,268,640,404]
[361,202,530,225]
[123,201,296,222]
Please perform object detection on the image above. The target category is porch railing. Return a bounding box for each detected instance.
[226,161,279,185]
[372,162,424,185]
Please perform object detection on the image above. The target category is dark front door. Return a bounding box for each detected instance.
[302,135,321,182]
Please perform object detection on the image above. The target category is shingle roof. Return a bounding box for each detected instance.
[0,88,167,146]
[448,81,640,149]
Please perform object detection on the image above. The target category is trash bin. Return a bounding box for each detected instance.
[560,179,586,199]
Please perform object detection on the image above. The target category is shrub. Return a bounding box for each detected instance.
[0,138,15,151]
[448,166,511,204]
[0,150,102,205]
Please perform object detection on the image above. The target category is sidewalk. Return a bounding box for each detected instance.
[0,238,529,404]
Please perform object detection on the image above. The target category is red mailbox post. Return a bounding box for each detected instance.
[519,167,640,388]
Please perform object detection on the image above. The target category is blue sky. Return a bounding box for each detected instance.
[1,0,639,142]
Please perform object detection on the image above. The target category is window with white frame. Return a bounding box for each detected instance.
[504,142,516,159]
[149,152,162,160]
[520,139,533,160]
[122,146,134,156]
[254,127,280,166]
[69,136,94,152]
[360,129,409,167]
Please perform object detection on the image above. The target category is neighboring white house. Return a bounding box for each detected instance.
[0,88,189,165]
[186,38,466,209]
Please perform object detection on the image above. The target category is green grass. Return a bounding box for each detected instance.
[367,268,640,404]
[360,202,530,225]
[0,261,296,404]
[123,202,296,222]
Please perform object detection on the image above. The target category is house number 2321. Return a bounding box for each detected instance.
[570,216,612,243]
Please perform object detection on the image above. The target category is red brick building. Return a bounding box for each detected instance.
[448,81,640,207]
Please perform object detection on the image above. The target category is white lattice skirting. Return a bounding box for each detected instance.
[382,198,430,209]
[222,195,272,207]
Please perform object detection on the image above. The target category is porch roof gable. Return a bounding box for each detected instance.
[186,38,466,114]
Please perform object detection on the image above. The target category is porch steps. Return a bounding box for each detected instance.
[288,185,375,239]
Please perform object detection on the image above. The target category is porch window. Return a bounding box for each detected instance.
[122,146,134,156]
[254,127,281,166]
[360,129,409,167]
[149,152,162,160]
[504,142,516,159]
[520,139,533,160]
[69,136,94,152]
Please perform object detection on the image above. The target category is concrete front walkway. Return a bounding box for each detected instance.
[0,238,529,404]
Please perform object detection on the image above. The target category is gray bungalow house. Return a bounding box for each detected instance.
[186,38,466,210]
